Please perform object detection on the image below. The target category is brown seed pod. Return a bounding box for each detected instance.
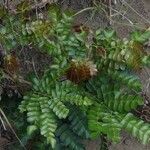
[128,41,146,70]
[4,52,20,75]
[66,59,97,84]
[72,24,89,33]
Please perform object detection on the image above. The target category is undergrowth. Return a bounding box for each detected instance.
[0,2,150,150]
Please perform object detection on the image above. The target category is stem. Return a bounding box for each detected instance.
[72,7,95,17]
[122,0,150,24]
[101,2,134,25]
[109,0,112,25]
[0,108,27,150]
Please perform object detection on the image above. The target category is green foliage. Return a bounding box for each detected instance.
[0,4,150,149]
[88,103,122,142]
[121,113,150,144]
[88,104,150,144]
[94,29,150,73]
[20,93,57,148]
[56,124,85,150]
[104,93,143,113]
[86,76,147,144]
[109,71,141,91]
[131,30,150,43]
[19,70,93,148]
[68,106,90,138]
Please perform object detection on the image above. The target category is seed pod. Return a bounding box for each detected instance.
[4,52,19,74]
[66,59,97,84]
[72,24,89,33]
[128,41,146,70]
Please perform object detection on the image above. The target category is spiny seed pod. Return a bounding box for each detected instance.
[128,41,145,70]
[72,24,89,33]
[66,59,97,83]
[4,52,19,74]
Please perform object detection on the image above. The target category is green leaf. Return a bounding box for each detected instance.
[104,30,115,38]
[27,125,37,136]
[132,30,150,43]
[48,99,69,119]
[121,113,150,144]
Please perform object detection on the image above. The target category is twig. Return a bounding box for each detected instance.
[96,3,144,29]
[32,58,39,79]
[3,71,32,86]
[143,68,150,95]
[72,3,145,30]
[109,0,112,25]
[101,2,134,25]
[31,0,58,10]
[0,108,27,150]
[34,0,39,20]
[0,115,6,130]
[72,7,95,17]
[122,0,150,24]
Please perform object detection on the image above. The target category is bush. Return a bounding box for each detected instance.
[0,3,150,150]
